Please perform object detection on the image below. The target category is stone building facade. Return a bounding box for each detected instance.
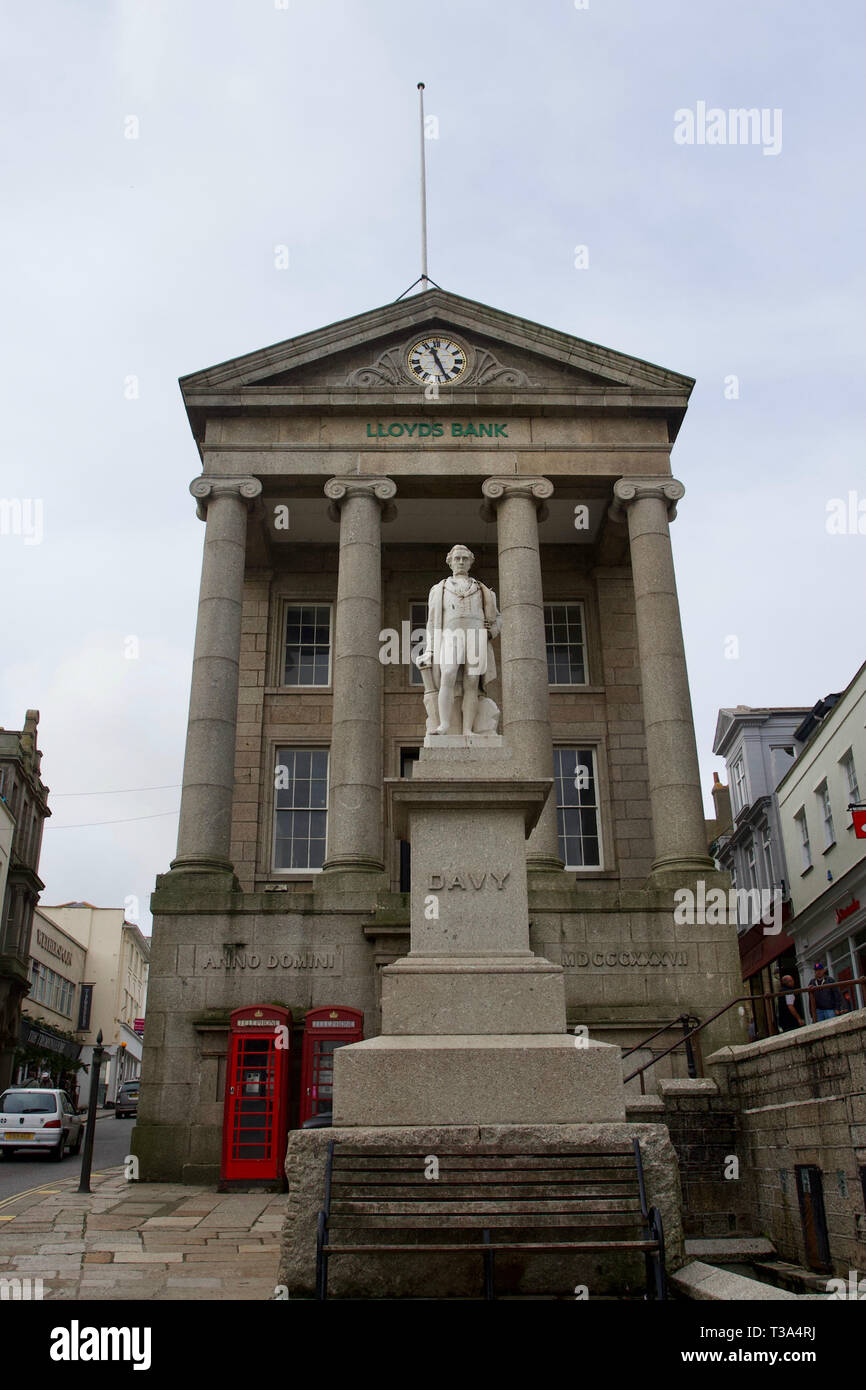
[776,660,866,1010]
[133,289,746,1182]
[43,904,150,1106]
[0,711,51,1092]
[16,906,88,1096]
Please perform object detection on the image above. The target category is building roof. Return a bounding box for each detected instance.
[179,286,697,447]
[775,656,866,793]
[713,705,813,757]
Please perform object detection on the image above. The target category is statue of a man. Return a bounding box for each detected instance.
[416,544,502,736]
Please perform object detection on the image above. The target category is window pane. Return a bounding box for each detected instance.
[554,747,600,867]
[274,749,329,871]
[284,605,331,686]
[544,604,587,685]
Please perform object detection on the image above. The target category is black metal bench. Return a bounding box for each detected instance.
[315,1138,666,1299]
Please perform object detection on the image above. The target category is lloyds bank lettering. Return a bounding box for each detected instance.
[366,421,508,438]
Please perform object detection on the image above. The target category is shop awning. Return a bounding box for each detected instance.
[19,1019,82,1062]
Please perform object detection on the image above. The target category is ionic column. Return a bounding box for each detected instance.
[481,476,562,872]
[172,475,262,875]
[322,476,396,877]
[609,477,715,876]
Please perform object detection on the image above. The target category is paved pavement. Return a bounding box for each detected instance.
[0,1168,285,1300]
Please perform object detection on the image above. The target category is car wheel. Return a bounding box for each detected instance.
[49,1132,67,1162]
[70,1130,83,1155]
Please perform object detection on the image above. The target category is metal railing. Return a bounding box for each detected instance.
[622,974,866,1094]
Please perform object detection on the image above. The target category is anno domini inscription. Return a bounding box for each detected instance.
[197,946,341,973]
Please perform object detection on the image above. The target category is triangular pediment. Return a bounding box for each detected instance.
[180,288,694,399]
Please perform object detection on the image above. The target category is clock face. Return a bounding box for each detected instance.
[407,336,468,385]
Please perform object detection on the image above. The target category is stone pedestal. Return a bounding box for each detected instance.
[331,745,626,1126]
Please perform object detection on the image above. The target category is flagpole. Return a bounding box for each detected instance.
[418,82,429,287]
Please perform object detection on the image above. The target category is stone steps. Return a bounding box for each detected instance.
[671,1260,823,1301]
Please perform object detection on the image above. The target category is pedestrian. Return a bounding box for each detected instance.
[807,961,844,1022]
[776,974,804,1032]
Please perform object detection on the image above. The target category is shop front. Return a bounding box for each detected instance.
[791,865,866,1020]
[738,906,797,1039]
[14,1018,84,1104]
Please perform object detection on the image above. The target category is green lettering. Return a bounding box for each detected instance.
[462,422,477,437]
[432,423,444,437]
[366,423,376,437]
[494,423,508,437]
[418,422,432,437]
[403,422,418,437]
[478,423,493,437]
[388,423,403,437]
[451,423,463,436]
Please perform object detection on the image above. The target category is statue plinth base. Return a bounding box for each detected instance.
[333,1035,625,1126]
[422,732,503,749]
[331,754,625,1126]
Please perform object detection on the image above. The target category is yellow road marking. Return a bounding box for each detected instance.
[0,1166,121,1212]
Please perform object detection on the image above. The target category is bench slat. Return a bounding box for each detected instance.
[332,1153,635,1169]
[331,1170,638,1185]
[327,1214,645,1230]
[331,1146,636,1155]
[332,1199,641,1215]
[331,1185,639,1202]
[325,1240,658,1254]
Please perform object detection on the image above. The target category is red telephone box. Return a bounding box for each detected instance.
[299,1007,363,1126]
[221,1005,292,1185]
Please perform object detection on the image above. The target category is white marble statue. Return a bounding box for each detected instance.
[415,544,502,737]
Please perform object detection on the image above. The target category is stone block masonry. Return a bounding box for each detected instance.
[706,1011,866,1276]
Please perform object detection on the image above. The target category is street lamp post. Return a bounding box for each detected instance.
[77,1029,104,1194]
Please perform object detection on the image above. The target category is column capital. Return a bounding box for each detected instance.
[324,475,397,523]
[480,475,553,523]
[608,476,685,524]
[189,475,263,521]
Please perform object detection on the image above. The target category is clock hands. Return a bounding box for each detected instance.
[430,347,448,379]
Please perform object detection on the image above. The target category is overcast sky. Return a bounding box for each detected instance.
[2,0,863,933]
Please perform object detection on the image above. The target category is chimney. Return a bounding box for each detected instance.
[711,771,732,833]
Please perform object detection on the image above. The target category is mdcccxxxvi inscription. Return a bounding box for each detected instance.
[200,949,339,972]
[427,871,510,891]
[563,950,688,969]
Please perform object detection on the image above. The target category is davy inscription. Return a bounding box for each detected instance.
[427,871,511,892]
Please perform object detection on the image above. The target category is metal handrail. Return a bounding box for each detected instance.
[623,973,866,1091]
[622,1013,697,1059]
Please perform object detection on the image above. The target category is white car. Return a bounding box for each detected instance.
[0,1088,83,1161]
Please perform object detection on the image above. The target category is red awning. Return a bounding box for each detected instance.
[738,921,796,978]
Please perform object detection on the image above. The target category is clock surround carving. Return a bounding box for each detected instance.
[345,336,535,388]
